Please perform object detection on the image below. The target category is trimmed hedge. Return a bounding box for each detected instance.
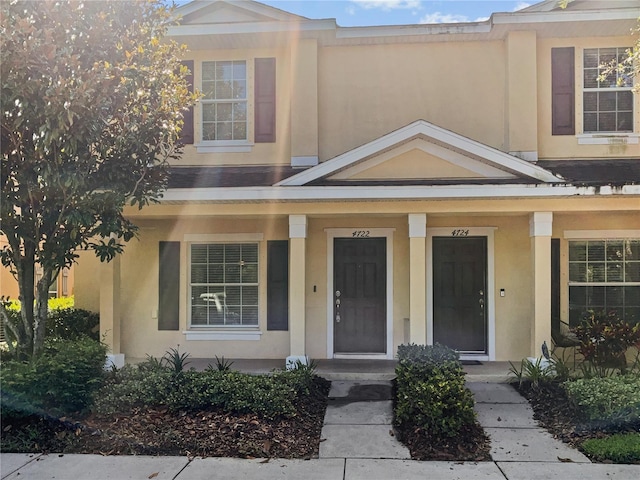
[93,361,317,419]
[564,374,640,427]
[1,337,107,416]
[395,343,476,438]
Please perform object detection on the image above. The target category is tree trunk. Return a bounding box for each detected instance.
[15,243,36,360]
[32,269,53,357]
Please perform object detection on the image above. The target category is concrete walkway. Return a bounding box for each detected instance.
[319,380,409,459]
[3,379,640,479]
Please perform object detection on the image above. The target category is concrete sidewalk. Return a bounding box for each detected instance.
[3,452,640,479]
[3,380,640,479]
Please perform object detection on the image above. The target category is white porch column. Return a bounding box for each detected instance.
[409,214,427,345]
[530,212,553,357]
[100,255,121,354]
[289,215,307,356]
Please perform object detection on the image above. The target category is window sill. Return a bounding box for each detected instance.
[577,133,639,145]
[183,329,262,341]
[195,142,254,153]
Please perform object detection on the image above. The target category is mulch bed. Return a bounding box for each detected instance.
[395,421,491,461]
[1,376,331,459]
[3,375,494,461]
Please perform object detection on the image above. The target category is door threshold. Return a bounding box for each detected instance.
[333,353,390,360]
[460,354,489,361]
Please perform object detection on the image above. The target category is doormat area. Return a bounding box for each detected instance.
[461,360,483,366]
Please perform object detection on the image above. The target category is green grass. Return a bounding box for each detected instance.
[581,433,640,464]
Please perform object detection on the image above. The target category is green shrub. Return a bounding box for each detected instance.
[93,363,315,419]
[92,363,174,416]
[395,343,476,438]
[1,300,98,353]
[46,308,99,341]
[1,337,107,416]
[581,433,640,463]
[564,374,640,426]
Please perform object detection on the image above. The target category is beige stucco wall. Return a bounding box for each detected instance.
[506,30,538,155]
[105,211,539,361]
[537,35,640,159]
[97,198,638,362]
[317,41,506,161]
[114,217,291,359]
[74,250,101,312]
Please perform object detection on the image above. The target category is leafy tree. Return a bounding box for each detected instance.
[1,0,195,359]
[559,0,639,92]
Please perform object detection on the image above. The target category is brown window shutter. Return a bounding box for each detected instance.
[180,60,194,144]
[158,241,180,330]
[267,240,288,330]
[551,47,575,135]
[255,58,276,143]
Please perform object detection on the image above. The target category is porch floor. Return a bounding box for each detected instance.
[128,357,514,382]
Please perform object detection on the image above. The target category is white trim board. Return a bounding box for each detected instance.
[163,184,640,203]
[276,120,563,186]
[426,227,496,361]
[564,230,640,239]
[325,228,395,360]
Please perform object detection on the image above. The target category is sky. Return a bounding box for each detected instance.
[175,1,537,27]
[257,0,534,26]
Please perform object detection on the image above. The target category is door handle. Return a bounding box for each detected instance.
[335,290,341,322]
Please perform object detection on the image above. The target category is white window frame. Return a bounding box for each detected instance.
[185,234,263,335]
[579,46,635,142]
[197,60,253,153]
[564,231,640,326]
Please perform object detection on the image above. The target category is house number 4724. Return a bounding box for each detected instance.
[451,229,469,237]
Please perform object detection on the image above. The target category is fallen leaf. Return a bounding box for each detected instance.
[558,457,574,463]
[148,473,159,479]
[259,459,270,464]
[262,440,272,453]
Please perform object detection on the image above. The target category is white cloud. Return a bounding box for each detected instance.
[419,12,470,24]
[350,0,422,11]
[514,2,532,11]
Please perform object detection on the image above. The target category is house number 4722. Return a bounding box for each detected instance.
[451,229,469,237]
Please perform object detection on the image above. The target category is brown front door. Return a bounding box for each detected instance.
[433,237,487,353]
[334,238,386,353]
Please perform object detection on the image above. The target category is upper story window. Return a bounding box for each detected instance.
[201,60,247,141]
[583,47,633,133]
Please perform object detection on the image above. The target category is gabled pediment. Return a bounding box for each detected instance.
[177,0,308,26]
[327,139,517,182]
[277,120,564,186]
